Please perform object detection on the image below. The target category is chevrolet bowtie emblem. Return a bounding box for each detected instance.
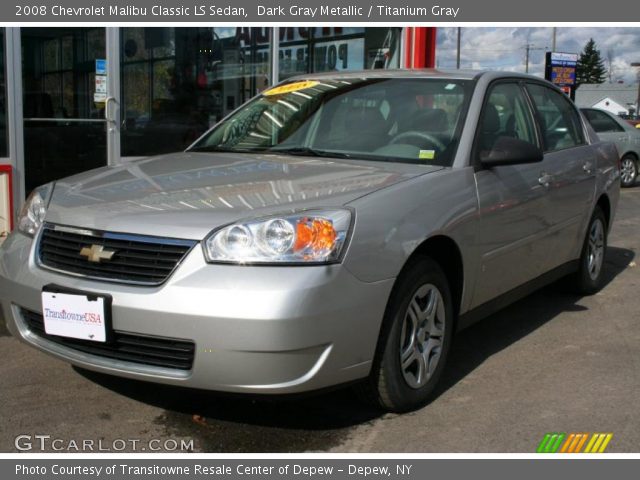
[79,244,116,263]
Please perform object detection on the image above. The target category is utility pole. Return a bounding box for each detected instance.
[632,62,640,118]
[524,44,548,74]
[456,27,461,69]
[552,27,557,51]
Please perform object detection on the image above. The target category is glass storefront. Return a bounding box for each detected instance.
[2,26,403,198]
[120,27,270,157]
[277,27,402,80]
[120,27,401,157]
[22,28,107,192]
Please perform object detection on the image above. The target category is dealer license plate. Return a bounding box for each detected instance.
[41,290,107,342]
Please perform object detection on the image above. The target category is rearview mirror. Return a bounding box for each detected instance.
[480,136,543,167]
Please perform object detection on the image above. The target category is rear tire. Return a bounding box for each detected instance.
[358,256,454,412]
[620,155,637,188]
[567,206,608,295]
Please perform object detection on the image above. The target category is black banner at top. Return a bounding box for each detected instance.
[3,0,640,22]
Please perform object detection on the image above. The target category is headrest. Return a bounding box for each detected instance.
[343,107,387,132]
[481,104,500,134]
[415,108,448,132]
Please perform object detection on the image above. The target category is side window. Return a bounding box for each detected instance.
[526,83,585,152]
[584,109,625,133]
[477,82,537,156]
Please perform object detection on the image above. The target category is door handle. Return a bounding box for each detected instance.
[538,172,552,187]
[583,161,593,173]
[104,96,117,126]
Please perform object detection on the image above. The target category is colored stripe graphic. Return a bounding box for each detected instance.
[536,433,566,453]
[538,433,613,453]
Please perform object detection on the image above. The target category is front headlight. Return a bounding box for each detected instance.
[17,183,54,237]
[203,209,352,264]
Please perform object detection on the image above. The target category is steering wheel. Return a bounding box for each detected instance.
[389,131,447,151]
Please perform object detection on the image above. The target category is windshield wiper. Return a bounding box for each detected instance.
[268,146,352,159]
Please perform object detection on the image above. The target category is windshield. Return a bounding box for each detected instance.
[190,78,472,166]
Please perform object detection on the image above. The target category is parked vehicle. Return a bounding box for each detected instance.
[582,108,640,187]
[618,113,640,128]
[0,71,620,412]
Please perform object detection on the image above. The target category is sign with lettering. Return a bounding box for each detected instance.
[545,52,578,87]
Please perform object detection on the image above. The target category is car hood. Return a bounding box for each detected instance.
[46,152,441,239]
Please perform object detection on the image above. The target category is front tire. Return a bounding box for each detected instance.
[620,155,637,188]
[359,257,454,412]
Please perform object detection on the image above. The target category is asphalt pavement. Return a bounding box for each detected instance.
[1,188,638,453]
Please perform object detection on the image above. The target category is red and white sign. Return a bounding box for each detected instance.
[0,165,12,239]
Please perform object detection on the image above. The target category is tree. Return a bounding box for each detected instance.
[576,38,607,87]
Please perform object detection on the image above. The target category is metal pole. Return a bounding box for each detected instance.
[552,27,557,52]
[106,28,120,166]
[399,27,406,68]
[5,28,25,205]
[456,27,461,69]
[632,63,640,117]
[525,44,530,73]
[269,27,279,86]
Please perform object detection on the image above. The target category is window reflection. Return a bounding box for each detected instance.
[22,27,107,192]
[120,27,401,158]
[120,27,270,157]
[278,28,402,81]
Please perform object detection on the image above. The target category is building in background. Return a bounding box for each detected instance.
[0,27,437,224]
[575,83,639,116]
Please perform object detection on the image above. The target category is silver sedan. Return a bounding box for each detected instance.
[581,107,640,187]
[0,71,620,412]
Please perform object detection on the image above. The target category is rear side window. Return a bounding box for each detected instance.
[583,109,625,133]
[526,83,585,152]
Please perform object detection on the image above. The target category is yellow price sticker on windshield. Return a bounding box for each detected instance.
[263,80,319,96]
[419,149,436,160]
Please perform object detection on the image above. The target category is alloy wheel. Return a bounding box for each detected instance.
[620,158,636,186]
[587,218,605,281]
[399,284,446,389]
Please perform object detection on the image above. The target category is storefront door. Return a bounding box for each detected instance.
[20,27,117,193]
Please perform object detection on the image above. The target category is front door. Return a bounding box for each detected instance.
[472,81,553,308]
[21,28,112,193]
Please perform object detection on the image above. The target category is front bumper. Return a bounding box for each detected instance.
[0,231,394,394]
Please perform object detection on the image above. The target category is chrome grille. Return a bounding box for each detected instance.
[37,223,197,286]
[21,308,195,370]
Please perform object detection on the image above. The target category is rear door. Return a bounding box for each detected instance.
[472,81,553,308]
[525,83,597,267]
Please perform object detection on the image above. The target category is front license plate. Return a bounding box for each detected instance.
[41,290,107,342]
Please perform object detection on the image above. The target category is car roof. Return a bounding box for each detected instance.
[286,68,545,82]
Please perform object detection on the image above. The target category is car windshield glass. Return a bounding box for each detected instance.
[190,78,472,166]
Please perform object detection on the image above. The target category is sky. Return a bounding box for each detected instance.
[436,27,640,83]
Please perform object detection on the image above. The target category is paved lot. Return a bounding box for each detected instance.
[1,189,639,453]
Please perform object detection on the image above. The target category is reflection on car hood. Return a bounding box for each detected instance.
[46,152,442,239]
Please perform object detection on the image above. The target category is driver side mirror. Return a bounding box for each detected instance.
[479,136,543,167]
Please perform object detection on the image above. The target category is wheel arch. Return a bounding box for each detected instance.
[401,235,465,321]
[596,193,612,229]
